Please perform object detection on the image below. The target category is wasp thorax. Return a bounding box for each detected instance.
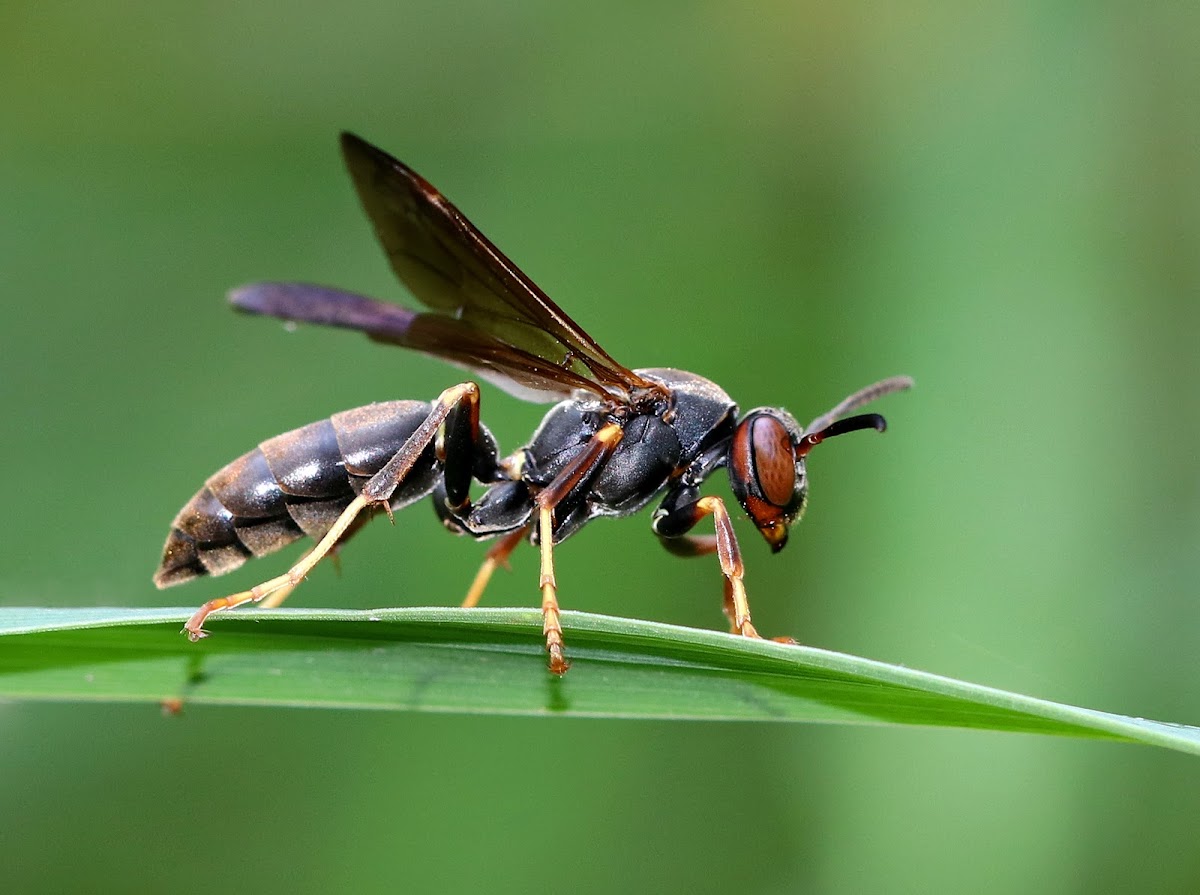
[729,409,807,552]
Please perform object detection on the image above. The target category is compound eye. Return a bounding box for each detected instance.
[730,412,800,551]
[745,415,797,507]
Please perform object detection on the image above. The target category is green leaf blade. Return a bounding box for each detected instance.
[0,606,1196,755]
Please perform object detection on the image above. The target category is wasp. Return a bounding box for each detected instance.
[155,133,912,674]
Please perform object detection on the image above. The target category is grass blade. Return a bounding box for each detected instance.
[0,606,1196,754]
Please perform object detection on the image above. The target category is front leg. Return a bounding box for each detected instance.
[183,382,482,640]
[652,484,759,639]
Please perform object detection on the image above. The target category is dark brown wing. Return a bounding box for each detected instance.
[230,282,609,402]
[233,132,655,404]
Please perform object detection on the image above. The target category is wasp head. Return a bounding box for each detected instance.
[727,376,912,551]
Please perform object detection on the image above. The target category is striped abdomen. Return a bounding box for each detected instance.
[154,400,439,588]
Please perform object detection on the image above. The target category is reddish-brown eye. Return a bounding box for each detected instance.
[748,415,796,506]
[729,412,798,552]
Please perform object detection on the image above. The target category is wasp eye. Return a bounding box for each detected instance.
[745,415,796,506]
[729,411,802,549]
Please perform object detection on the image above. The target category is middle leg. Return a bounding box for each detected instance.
[537,505,569,675]
[530,422,625,674]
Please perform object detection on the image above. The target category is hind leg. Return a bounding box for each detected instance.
[183,382,483,640]
[257,509,378,609]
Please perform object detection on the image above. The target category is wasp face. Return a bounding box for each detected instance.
[728,408,807,552]
[727,398,895,551]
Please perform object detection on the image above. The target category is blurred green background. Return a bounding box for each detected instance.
[2,1,1198,892]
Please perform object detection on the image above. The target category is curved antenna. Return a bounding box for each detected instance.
[805,375,913,435]
[795,413,887,458]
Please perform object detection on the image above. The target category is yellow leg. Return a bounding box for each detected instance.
[257,547,312,609]
[462,525,530,609]
[183,494,370,640]
[525,422,624,674]
[695,496,759,639]
[538,505,569,675]
[183,382,480,641]
[257,580,299,611]
[258,508,373,609]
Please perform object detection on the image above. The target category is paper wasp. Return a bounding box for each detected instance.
[155,133,912,674]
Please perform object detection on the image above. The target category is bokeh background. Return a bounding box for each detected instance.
[2,2,1198,892]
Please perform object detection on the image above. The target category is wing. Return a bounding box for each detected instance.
[233,132,657,405]
[230,282,610,403]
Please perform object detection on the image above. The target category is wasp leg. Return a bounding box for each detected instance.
[535,505,568,675]
[258,509,378,609]
[183,382,482,641]
[653,492,760,639]
[530,422,625,674]
[462,524,531,608]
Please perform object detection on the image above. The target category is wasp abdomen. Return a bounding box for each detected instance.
[154,400,438,588]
